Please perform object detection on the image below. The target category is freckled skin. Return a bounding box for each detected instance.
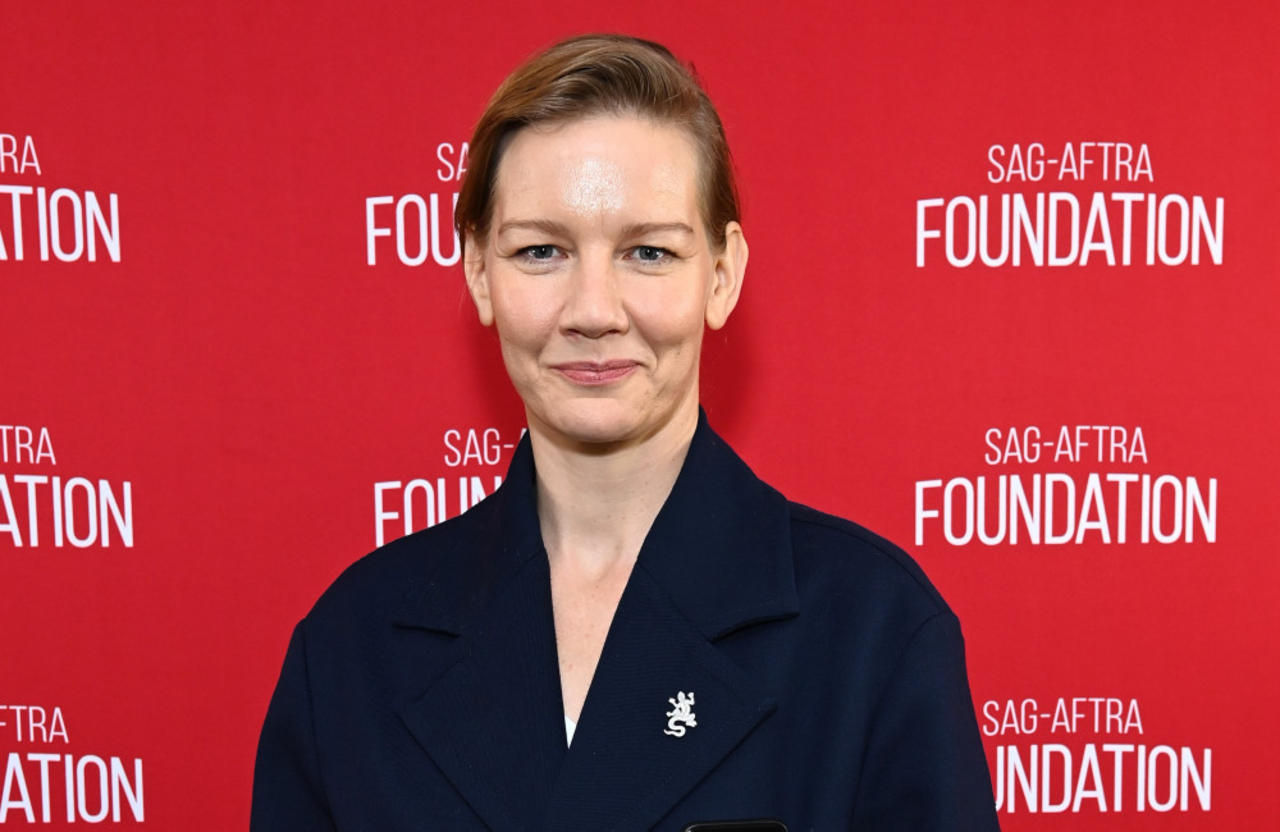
[464,116,745,452]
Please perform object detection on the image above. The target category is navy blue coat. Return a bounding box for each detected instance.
[252,415,999,830]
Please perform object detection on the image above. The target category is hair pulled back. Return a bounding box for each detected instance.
[455,34,740,250]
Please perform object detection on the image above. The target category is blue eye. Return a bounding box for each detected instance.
[519,245,560,260]
[631,246,672,263]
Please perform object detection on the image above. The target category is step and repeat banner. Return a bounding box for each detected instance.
[3,0,1276,828]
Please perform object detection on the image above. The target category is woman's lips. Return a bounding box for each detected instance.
[553,361,639,386]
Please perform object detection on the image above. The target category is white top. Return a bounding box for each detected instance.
[564,714,577,747]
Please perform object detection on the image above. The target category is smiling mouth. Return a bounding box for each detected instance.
[552,361,639,386]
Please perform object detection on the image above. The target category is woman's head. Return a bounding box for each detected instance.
[455,34,740,251]
[459,36,747,449]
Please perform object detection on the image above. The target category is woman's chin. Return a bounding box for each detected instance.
[533,400,672,449]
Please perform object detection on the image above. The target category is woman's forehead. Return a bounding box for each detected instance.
[492,116,701,228]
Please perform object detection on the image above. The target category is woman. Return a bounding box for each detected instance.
[253,34,999,831]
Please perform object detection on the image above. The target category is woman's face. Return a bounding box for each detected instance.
[464,115,747,449]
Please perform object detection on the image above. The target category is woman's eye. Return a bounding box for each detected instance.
[517,245,561,260]
[630,245,672,263]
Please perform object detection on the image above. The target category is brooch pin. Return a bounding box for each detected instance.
[665,690,697,737]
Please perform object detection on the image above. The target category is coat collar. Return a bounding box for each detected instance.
[393,411,799,829]
[394,410,799,638]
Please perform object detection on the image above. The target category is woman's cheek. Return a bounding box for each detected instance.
[494,286,560,347]
[632,280,703,329]
[638,304,706,348]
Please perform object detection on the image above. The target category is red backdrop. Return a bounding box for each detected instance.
[3,0,1277,827]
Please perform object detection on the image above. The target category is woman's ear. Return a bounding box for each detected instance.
[705,221,748,330]
[463,233,495,327]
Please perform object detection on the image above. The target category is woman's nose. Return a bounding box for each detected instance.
[560,254,628,338]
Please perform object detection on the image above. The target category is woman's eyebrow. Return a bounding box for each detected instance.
[619,222,695,237]
[496,218,569,236]
[496,220,696,237]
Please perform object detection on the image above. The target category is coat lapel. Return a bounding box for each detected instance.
[546,413,800,830]
[392,411,799,829]
[543,567,781,831]
[392,440,567,830]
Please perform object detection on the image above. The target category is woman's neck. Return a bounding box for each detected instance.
[529,402,697,580]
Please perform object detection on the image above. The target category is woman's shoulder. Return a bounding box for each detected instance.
[304,493,500,628]
[785,500,955,625]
